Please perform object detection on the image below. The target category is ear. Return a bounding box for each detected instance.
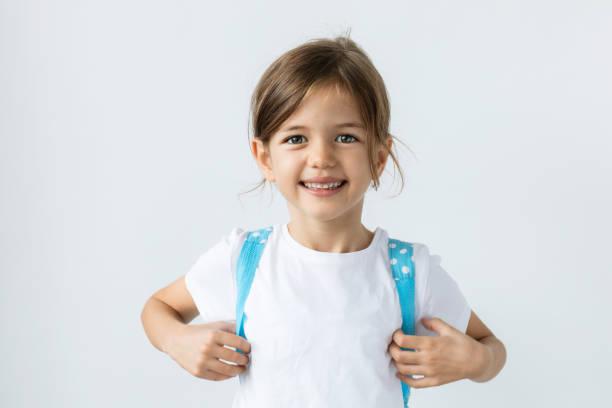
[251,139,276,182]
[375,135,393,178]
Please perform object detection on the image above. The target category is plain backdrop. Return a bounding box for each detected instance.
[1,0,611,407]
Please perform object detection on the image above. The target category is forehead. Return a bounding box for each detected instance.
[302,84,360,114]
[278,85,364,131]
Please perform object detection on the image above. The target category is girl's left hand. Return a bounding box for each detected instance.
[388,317,488,388]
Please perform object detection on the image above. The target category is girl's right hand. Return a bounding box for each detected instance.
[166,321,251,381]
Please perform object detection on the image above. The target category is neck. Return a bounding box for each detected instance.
[286,212,375,254]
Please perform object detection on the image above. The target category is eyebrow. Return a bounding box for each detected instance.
[280,122,365,133]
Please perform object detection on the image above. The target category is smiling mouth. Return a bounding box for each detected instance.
[299,180,347,190]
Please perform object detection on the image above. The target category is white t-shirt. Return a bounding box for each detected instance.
[185,223,471,408]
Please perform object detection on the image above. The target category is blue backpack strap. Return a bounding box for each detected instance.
[388,238,416,408]
[235,226,273,384]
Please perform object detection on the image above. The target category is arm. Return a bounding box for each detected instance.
[464,310,507,383]
[140,276,251,381]
[140,275,198,353]
[141,296,189,353]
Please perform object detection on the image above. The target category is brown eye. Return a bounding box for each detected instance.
[285,135,306,144]
[336,134,358,143]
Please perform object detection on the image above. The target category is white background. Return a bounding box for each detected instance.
[1,0,610,406]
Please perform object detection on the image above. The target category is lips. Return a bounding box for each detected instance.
[299,180,347,187]
[300,177,346,184]
[299,179,347,196]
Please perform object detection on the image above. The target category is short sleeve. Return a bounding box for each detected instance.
[416,244,471,335]
[184,227,248,324]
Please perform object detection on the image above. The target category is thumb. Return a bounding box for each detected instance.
[211,320,237,333]
[421,317,452,335]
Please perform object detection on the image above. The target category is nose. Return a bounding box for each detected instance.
[307,138,336,168]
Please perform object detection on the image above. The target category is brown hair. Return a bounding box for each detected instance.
[239,30,415,201]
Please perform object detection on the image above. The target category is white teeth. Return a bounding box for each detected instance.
[303,181,343,190]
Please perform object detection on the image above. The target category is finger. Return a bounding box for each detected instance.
[215,320,237,334]
[394,362,428,377]
[388,342,421,365]
[392,329,430,350]
[214,330,252,354]
[421,317,456,336]
[396,372,437,389]
[393,329,430,350]
[207,371,233,381]
[216,345,250,366]
[208,357,247,377]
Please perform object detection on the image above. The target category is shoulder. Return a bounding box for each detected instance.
[381,230,433,266]
[225,225,278,258]
[407,242,443,287]
[411,242,437,267]
[227,225,276,246]
[187,227,251,274]
[379,231,434,280]
[224,226,248,244]
[217,226,272,253]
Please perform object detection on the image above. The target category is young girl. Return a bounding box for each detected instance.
[141,35,506,407]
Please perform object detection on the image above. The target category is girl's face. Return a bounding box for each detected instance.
[252,85,391,224]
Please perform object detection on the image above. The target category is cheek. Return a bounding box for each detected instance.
[274,158,301,183]
[346,155,372,181]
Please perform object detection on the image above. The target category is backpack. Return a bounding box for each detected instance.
[234,226,416,408]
